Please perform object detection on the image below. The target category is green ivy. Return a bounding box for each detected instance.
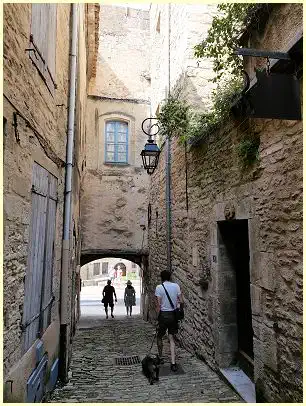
[157,77,243,144]
[156,94,189,140]
[194,3,259,82]
[237,135,260,167]
[157,4,263,146]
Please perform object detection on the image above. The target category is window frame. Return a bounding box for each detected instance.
[93,263,101,276]
[104,120,129,164]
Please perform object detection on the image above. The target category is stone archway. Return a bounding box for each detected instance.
[80,250,149,319]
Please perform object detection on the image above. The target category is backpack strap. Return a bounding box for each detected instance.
[162,283,175,309]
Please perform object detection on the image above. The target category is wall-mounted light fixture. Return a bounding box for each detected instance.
[140,118,161,175]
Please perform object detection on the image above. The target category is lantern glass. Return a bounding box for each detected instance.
[140,141,160,175]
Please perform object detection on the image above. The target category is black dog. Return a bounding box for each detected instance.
[142,354,160,385]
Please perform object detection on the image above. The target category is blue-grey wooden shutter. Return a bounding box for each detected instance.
[22,163,57,352]
[30,4,57,94]
[23,164,48,352]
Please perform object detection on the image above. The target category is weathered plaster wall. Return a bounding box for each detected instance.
[82,98,149,255]
[3,3,89,401]
[147,3,303,403]
[89,5,150,99]
[82,5,150,260]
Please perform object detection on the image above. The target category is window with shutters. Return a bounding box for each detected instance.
[22,163,57,353]
[102,262,109,275]
[93,263,100,276]
[105,121,129,164]
[28,4,57,95]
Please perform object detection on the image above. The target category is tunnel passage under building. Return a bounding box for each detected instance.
[79,255,148,319]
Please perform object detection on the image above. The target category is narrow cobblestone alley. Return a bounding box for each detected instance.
[50,316,242,403]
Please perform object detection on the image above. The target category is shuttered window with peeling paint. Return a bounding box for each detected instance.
[22,163,57,352]
[28,4,57,95]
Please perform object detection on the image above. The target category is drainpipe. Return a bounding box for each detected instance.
[60,3,78,381]
[165,4,172,272]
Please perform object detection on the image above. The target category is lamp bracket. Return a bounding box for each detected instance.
[141,117,160,137]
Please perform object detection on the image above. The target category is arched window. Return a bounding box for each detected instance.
[105,121,128,163]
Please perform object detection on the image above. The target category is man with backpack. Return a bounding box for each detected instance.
[155,270,183,372]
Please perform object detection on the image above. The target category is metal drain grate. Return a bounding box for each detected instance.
[115,355,141,366]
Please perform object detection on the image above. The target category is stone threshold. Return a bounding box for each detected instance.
[220,367,256,403]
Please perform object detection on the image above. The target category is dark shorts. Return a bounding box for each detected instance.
[104,301,114,309]
[157,311,178,337]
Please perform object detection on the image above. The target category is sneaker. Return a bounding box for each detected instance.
[170,363,178,372]
[106,315,108,319]
[111,314,114,318]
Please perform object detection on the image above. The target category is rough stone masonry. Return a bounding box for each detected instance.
[146,3,303,403]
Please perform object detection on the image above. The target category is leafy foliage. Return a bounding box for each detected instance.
[237,135,260,167]
[157,4,263,148]
[157,77,243,144]
[156,95,189,140]
[194,3,259,81]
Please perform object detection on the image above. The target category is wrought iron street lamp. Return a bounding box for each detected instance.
[140,118,161,175]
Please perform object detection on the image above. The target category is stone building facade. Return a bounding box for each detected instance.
[3,4,99,402]
[146,3,302,403]
[81,5,150,267]
[80,257,140,285]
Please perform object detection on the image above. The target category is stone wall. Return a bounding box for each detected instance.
[148,118,302,403]
[81,5,150,262]
[89,5,150,99]
[3,3,89,401]
[146,3,303,403]
[150,4,218,119]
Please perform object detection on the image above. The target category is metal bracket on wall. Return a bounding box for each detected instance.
[234,48,291,60]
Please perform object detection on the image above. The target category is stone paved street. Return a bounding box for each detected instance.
[50,315,242,403]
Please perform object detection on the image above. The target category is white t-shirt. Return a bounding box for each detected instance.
[155,281,181,312]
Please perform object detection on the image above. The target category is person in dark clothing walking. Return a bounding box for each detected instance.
[102,280,117,319]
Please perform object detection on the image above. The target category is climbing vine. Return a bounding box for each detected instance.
[157,77,243,144]
[157,4,263,152]
[194,3,261,82]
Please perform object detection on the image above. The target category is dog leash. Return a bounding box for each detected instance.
[148,328,158,354]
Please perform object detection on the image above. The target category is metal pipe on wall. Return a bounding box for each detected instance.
[60,3,78,381]
[165,3,172,272]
